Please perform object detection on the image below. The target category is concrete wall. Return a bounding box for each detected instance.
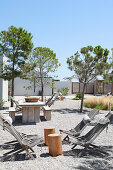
[14,78,72,96]
[54,80,72,95]
[14,78,52,96]
[0,55,8,101]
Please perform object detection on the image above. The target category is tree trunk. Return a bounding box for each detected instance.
[11,78,14,107]
[80,83,86,112]
[41,78,44,101]
[34,78,35,93]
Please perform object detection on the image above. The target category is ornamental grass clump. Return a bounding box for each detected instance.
[84,96,113,110]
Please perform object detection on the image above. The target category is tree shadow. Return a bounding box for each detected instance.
[13,115,47,126]
[63,145,113,158]
[63,145,113,169]
[76,159,112,170]
[52,108,91,115]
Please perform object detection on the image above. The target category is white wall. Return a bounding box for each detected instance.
[14,78,52,96]
[0,55,8,101]
[14,78,72,96]
[54,80,72,95]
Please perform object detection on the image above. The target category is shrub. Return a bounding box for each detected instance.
[95,104,106,110]
[72,92,83,100]
[0,97,4,108]
[8,96,11,101]
[84,103,93,108]
[58,87,69,96]
[76,93,82,99]
[72,97,80,100]
[84,96,113,110]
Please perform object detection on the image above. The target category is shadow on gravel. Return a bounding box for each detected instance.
[0,143,36,162]
[40,153,51,157]
[63,145,113,158]
[63,146,113,169]
[13,115,47,126]
[76,159,112,170]
[0,153,36,162]
[52,108,91,115]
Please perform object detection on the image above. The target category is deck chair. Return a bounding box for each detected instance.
[45,92,58,107]
[10,96,22,113]
[68,112,113,156]
[0,113,43,161]
[60,109,99,141]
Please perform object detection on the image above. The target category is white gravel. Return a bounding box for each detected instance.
[0,97,113,170]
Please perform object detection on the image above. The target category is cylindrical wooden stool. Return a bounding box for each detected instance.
[44,128,55,146]
[48,134,62,157]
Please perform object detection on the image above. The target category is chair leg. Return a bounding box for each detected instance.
[25,146,35,160]
[25,146,29,159]
[30,147,34,152]
[27,150,35,160]
[63,135,68,141]
[71,144,77,149]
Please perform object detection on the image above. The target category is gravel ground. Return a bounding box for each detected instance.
[0,97,113,170]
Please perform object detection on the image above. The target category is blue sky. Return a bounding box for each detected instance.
[0,0,113,81]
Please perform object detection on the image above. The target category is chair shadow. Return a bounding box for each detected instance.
[0,153,36,162]
[63,145,113,158]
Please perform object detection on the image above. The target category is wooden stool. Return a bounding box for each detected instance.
[44,128,55,146]
[48,134,62,157]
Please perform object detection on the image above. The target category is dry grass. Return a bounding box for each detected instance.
[84,96,113,110]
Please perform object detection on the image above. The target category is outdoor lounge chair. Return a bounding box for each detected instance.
[45,92,58,107]
[0,113,43,161]
[10,96,22,113]
[60,109,99,141]
[67,111,113,156]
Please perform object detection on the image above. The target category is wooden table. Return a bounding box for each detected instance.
[19,102,45,123]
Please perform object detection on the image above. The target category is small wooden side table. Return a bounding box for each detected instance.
[48,134,62,157]
[44,128,55,146]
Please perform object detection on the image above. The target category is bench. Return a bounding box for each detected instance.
[8,107,16,122]
[43,106,52,121]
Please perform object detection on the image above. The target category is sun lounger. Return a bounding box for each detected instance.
[60,109,99,141]
[45,92,58,107]
[10,96,22,113]
[68,111,113,156]
[0,113,43,161]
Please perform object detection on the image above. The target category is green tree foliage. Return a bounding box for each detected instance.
[0,26,33,106]
[67,45,111,112]
[25,47,60,101]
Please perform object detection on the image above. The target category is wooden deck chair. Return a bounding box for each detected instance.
[10,96,22,113]
[0,113,43,161]
[60,109,99,141]
[68,112,113,156]
[45,92,58,107]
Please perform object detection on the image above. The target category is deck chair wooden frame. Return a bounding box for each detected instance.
[68,112,113,156]
[0,113,43,161]
[45,92,58,107]
[10,96,22,113]
[60,109,99,141]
